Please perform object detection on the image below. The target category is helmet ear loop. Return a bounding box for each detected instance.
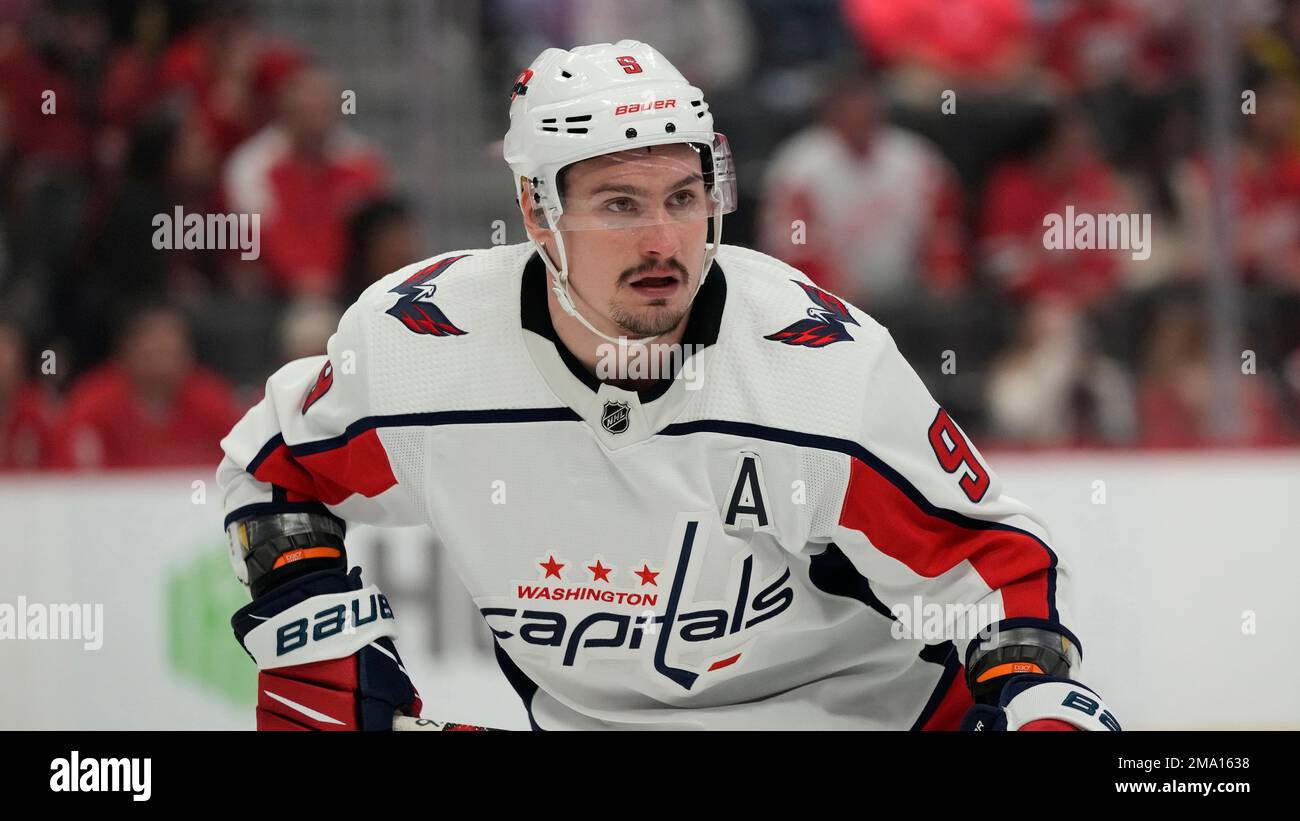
[528,183,579,317]
[539,206,573,313]
[692,174,726,298]
[524,179,556,268]
[683,135,725,295]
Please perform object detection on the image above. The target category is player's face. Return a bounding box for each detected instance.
[549,144,709,338]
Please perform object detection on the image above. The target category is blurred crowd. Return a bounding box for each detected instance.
[2,0,1299,471]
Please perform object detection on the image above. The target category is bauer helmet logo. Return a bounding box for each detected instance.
[614,99,676,116]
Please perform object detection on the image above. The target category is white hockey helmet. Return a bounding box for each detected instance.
[503,40,737,344]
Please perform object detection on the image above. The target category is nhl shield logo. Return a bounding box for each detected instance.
[601,400,631,434]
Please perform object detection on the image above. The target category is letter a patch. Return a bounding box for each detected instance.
[724,452,771,531]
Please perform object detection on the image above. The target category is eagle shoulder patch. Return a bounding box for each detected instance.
[764,280,859,348]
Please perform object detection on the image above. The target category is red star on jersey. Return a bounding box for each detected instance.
[587,560,612,583]
[633,564,659,586]
[539,555,564,580]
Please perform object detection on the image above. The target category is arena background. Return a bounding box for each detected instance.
[1,0,1297,729]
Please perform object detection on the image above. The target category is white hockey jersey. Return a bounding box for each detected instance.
[217,242,1077,730]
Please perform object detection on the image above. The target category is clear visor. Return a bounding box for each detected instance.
[550,133,737,231]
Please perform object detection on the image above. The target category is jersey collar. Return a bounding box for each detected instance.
[519,251,726,447]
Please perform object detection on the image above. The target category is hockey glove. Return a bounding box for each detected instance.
[232,566,422,731]
[960,674,1120,731]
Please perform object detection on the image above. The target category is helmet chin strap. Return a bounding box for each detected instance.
[533,202,724,349]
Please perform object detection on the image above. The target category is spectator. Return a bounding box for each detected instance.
[842,0,1033,86]
[157,0,303,158]
[759,66,966,310]
[96,1,175,176]
[278,296,340,362]
[978,105,1132,308]
[0,0,109,167]
[0,319,57,470]
[1137,298,1290,447]
[77,103,221,370]
[343,196,417,305]
[1247,0,1300,147]
[55,303,240,468]
[985,296,1136,446]
[1042,0,1144,93]
[1041,0,1198,168]
[1107,90,1201,293]
[223,64,389,298]
[1226,73,1300,291]
[0,2,113,355]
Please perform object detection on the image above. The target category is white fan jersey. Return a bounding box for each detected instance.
[217,241,1078,730]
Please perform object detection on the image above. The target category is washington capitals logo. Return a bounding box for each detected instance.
[385,254,470,336]
[764,280,858,347]
[479,518,795,690]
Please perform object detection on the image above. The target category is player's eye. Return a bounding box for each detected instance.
[604,197,639,214]
[667,190,698,208]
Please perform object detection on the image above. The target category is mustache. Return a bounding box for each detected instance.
[619,258,690,283]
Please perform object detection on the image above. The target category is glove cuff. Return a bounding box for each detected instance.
[1000,675,1121,731]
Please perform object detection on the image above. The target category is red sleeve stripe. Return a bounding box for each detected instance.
[910,642,974,731]
[918,664,975,731]
[251,429,398,506]
[840,456,1057,621]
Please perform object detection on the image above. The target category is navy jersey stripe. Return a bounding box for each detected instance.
[245,407,583,472]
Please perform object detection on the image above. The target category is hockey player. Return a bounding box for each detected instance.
[218,41,1117,731]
